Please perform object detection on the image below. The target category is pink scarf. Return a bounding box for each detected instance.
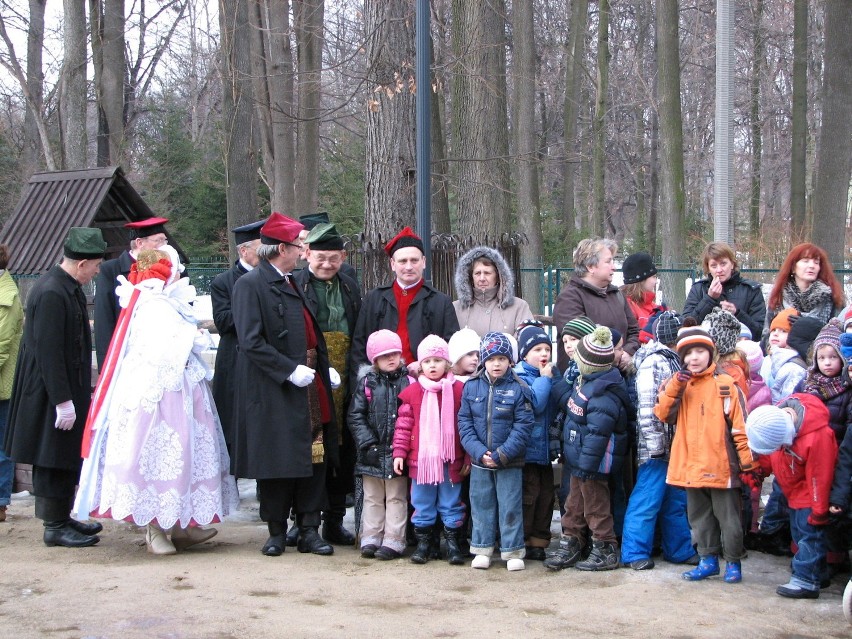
[417,372,457,485]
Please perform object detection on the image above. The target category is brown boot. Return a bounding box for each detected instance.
[0,505,6,522]
[171,525,217,550]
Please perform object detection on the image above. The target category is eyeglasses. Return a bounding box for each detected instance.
[284,242,304,250]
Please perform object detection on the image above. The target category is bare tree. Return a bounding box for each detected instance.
[591,0,611,237]
[294,0,323,213]
[748,0,764,241]
[789,0,807,242]
[91,0,127,166]
[60,0,87,168]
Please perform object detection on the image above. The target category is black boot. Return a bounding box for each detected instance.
[285,523,300,547]
[68,518,103,536]
[444,526,465,565]
[43,520,99,548]
[575,540,620,571]
[297,526,334,555]
[322,520,356,546]
[543,535,583,571]
[429,525,443,560]
[410,526,433,564]
[261,521,286,556]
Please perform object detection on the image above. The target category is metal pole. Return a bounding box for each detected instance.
[714,0,734,244]
[415,0,432,282]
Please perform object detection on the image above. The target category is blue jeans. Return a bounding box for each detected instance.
[621,459,694,563]
[788,507,825,591]
[0,401,12,506]
[469,465,525,555]
[410,464,465,529]
[760,479,790,535]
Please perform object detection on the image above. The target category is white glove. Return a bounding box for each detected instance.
[55,400,76,431]
[328,367,341,390]
[288,365,315,388]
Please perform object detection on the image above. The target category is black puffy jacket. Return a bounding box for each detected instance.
[682,271,766,340]
[347,364,412,479]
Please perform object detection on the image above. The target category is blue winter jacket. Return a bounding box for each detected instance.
[458,367,535,469]
[513,361,556,465]
[563,367,635,480]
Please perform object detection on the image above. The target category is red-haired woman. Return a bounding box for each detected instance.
[682,242,766,340]
[763,243,845,342]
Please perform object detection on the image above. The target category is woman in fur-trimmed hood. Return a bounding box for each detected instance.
[453,246,533,336]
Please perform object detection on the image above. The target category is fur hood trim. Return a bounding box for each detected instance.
[454,246,516,310]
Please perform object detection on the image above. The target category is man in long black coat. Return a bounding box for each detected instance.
[94,217,168,369]
[231,213,339,557]
[210,220,263,452]
[4,228,107,547]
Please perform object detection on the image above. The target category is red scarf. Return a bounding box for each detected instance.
[393,279,423,363]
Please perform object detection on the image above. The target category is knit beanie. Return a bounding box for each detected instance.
[366,329,403,364]
[736,340,764,375]
[622,252,657,285]
[515,317,544,337]
[770,307,799,333]
[840,332,852,361]
[809,319,843,372]
[610,328,622,347]
[739,323,752,340]
[561,316,597,339]
[417,334,450,364]
[479,331,514,364]
[448,328,481,366]
[787,316,825,362]
[676,324,715,361]
[702,307,740,356]
[653,311,682,346]
[574,326,615,375]
[746,405,795,455]
[844,308,852,332]
[517,325,551,361]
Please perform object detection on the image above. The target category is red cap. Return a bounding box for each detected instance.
[125,217,169,239]
[384,226,424,257]
[260,212,304,245]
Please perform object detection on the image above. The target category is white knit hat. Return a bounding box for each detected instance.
[448,328,481,366]
[746,405,795,455]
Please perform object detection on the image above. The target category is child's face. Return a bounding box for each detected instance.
[524,343,551,369]
[375,351,402,373]
[769,328,789,349]
[453,351,479,375]
[613,338,624,365]
[562,335,580,358]
[484,355,510,380]
[816,345,842,378]
[682,346,712,374]
[421,356,449,381]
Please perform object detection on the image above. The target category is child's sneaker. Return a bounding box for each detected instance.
[723,561,742,583]
[507,558,525,571]
[471,554,491,570]
[575,541,619,571]
[543,535,582,571]
[682,555,720,581]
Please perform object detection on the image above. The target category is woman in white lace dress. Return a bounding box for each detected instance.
[75,246,237,554]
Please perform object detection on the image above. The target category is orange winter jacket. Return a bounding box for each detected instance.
[655,363,755,489]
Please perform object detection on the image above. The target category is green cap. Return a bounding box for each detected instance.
[304,223,344,250]
[64,227,107,260]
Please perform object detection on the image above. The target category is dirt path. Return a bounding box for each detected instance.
[0,482,849,639]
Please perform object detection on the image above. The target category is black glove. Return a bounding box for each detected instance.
[675,367,693,384]
[362,445,381,467]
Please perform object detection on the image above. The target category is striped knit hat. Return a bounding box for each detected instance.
[676,324,715,360]
[574,326,614,375]
[561,316,597,339]
[809,319,843,373]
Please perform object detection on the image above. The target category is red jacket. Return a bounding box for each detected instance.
[392,379,468,483]
[626,291,665,344]
[757,393,838,525]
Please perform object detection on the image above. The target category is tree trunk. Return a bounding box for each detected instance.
[60,0,87,169]
[656,0,686,309]
[632,0,649,252]
[450,0,511,238]
[811,1,852,266]
[592,0,610,238]
[363,0,417,289]
[294,0,323,214]
[22,0,47,175]
[266,0,297,214]
[102,0,126,167]
[248,0,274,201]
[562,0,589,241]
[511,0,541,311]
[749,0,764,242]
[789,0,807,243]
[430,41,451,234]
[220,0,259,256]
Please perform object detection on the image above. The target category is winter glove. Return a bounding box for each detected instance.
[288,365,315,388]
[548,416,564,462]
[362,445,381,467]
[328,367,341,390]
[54,400,76,431]
[807,511,830,528]
[739,470,763,492]
[675,368,693,384]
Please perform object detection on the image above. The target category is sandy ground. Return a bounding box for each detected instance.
[0,481,850,639]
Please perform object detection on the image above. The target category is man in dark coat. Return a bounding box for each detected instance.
[232,212,339,557]
[211,220,263,452]
[293,223,362,546]
[94,217,169,369]
[350,226,459,387]
[4,228,107,547]
[298,212,358,285]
